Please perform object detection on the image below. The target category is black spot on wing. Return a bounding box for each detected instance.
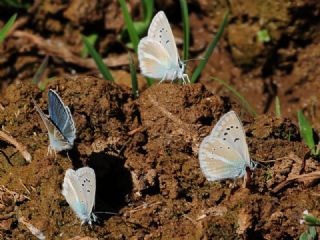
[234,138,240,142]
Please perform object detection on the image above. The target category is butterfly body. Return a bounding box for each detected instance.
[199,111,256,181]
[34,90,76,154]
[138,11,189,84]
[62,167,96,225]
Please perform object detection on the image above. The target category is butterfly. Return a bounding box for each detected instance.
[198,111,256,181]
[62,167,97,225]
[138,11,189,84]
[34,89,76,155]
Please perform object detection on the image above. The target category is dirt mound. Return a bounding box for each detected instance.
[0,76,319,239]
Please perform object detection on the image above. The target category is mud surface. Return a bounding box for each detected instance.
[1,0,320,239]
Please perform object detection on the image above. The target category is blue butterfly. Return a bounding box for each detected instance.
[34,89,76,154]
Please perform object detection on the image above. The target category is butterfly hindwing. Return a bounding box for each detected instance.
[147,11,179,65]
[199,137,247,181]
[138,38,173,79]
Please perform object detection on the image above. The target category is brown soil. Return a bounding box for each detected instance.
[1,1,320,239]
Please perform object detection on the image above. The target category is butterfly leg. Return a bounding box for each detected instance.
[66,151,71,161]
[181,75,186,85]
[47,146,52,156]
[159,72,167,84]
[184,74,190,84]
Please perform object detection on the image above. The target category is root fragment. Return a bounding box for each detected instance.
[272,171,320,193]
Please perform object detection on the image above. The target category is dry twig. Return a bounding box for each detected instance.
[128,127,143,136]
[0,130,31,162]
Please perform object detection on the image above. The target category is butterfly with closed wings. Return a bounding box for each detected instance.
[138,11,189,84]
[198,111,257,182]
[34,89,76,155]
[62,167,97,225]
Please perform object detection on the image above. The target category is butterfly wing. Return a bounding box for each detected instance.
[138,38,173,79]
[147,11,179,65]
[208,111,251,166]
[34,102,71,152]
[48,90,76,145]
[62,167,96,224]
[75,167,96,217]
[199,137,247,181]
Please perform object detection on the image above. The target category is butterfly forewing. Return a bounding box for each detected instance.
[48,90,76,144]
[199,137,247,181]
[138,38,172,79]
[147,11,179,65]
[208,111,250,165]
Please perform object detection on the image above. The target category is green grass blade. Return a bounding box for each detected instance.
[119,0,139,52]
[298,110,315,154]
[82,36,114,81]
[142,0,154,23]
[304,214,320,226]
[0,0,29,8]
[257,29,271,43]
[145,77,154,86]
[129,53,139,98]
[119,0,153,86]
[121,0,154,43]
[299,227,317,240]
[275,96,281,118]
[38,77,54,92]
[179,0,189,61]
[81,34,98,58]
[212,77,257,117]
[191,11,229,83]
[0,13,17,43]
[32,55,49,85]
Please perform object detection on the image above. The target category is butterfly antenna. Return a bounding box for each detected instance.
[182,57,205,63]
[94,211,119,216]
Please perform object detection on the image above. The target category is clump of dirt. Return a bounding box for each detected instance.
[0,75,137,238]
[0,77,319,239]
